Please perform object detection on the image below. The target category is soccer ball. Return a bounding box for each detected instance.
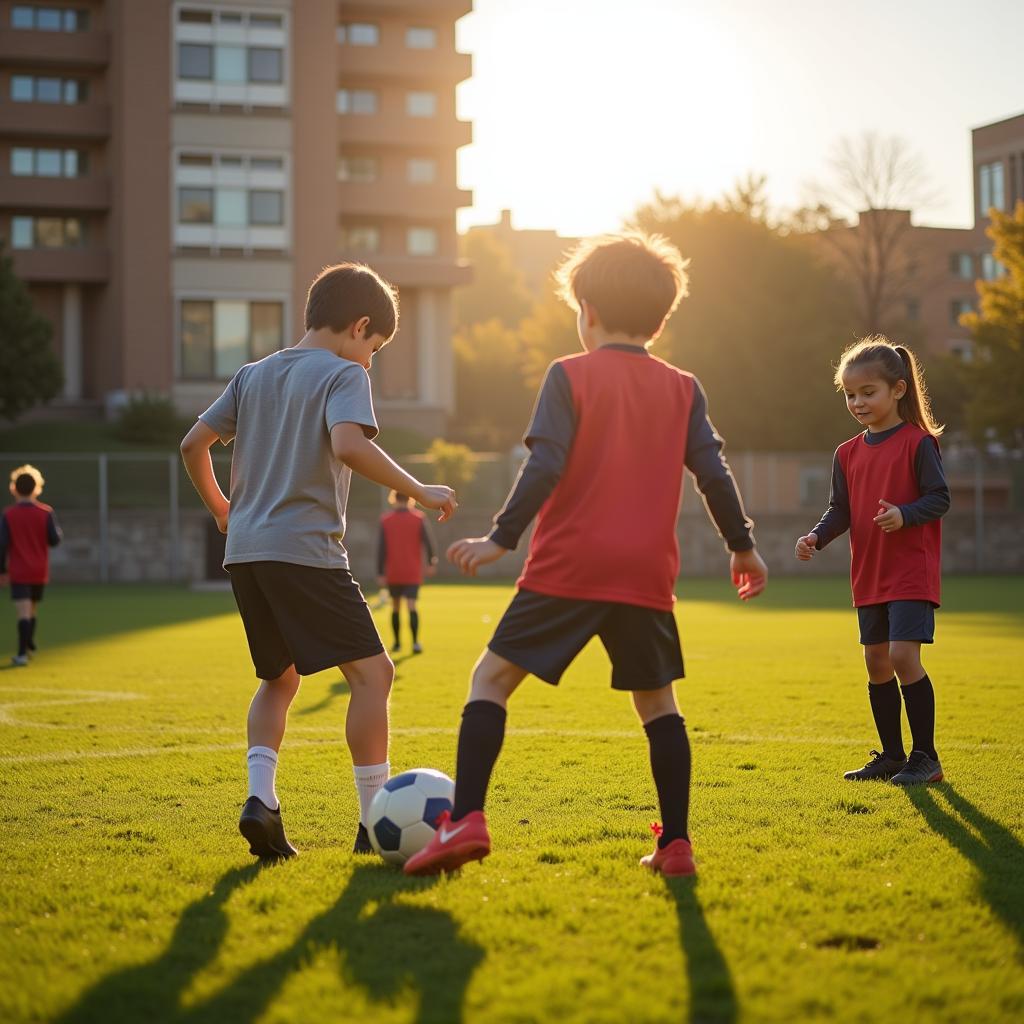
[368,768,454,866]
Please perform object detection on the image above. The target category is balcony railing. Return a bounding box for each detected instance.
[11,247,110,283]
[338,182,472,218]
[339,45,472,82]
[1,175,111,211]
[0,101,111,139]
[337,114,471,149]
[0,28,110,68]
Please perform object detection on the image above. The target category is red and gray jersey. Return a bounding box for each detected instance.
[489,345,753,611]
[377,509,434,585]
[0,500,62,584]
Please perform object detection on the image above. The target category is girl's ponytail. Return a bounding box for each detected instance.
[893,344,944,437]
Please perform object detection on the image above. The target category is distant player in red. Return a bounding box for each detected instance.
[0,465,62,667]
[377,491,437,654]
[405,233,767,878]
[796,337,949,786]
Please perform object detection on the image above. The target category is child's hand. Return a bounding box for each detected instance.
[418,485,458,522]
[795,533,818,560]
[730,548,768,601]
[447,537,507,577]
[425,561,438,578]
[0,573,8,587]
[873,500,904,533]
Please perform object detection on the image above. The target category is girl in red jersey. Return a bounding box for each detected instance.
[795,337,949,786]
[377,491,437,654]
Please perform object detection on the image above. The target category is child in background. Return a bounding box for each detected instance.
[377,491,438,654]
[796,337,949,786]
[0,465,62,667]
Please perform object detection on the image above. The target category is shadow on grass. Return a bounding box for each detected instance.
[903,784,1024,954]
[663,877,737,1024]
[56,861,482,1024]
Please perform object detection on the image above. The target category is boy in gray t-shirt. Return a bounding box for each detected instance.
[181,263,457,860]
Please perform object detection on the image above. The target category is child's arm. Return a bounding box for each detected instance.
[797,449,850,558]
[421,519,438,576]
[449,364,574,576]
[875,437,950,533]
[377,522,387,586]
[180,420,230,533]
[46,510,62,547]
[331,424,456,521]
[0,514,8,583]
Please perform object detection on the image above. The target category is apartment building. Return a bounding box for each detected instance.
[0,0,472,435]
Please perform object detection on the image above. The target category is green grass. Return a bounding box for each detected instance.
[1,577,1022,1024]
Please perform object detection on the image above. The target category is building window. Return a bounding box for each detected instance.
[11,6,89,31]
[10,147,87,178]
[949,252,973,279]
[407,227,438,255]
[180,299,284,380]
[406,26,437,49]
[336,89,377,115]
[10,75,86,103]
[950,299,972,325]
[407,157,436,184]
[249,190,283,225]
[179,187,213,223]
[339,22,379,45]
[176,42,284,85]
[215,189,247,227]
[981,253,1005,280]
[249,13,283,29]
[214,45,246,83]
[406,91,437,117]
[248,47,283,83]
[979,160,1005,214]
[179,43,213,80]
[340,225,380,253]
[338,156,378,183]
[10,215,83,249]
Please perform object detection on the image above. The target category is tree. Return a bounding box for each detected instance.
[630,191,858,450]
[519,289,579,390]
[0,242,62,420]
[960,202,1024,446]
[455,231,533,331]
[801,133,938,336]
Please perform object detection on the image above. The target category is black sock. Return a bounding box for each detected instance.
[390,611,400,646]
[868,677,905,760]
[901,674,937,759]
[17,618,31,657]
[644,713,691,847]
[410,610,419,643]
[452,700,507,821]
[28,617,37,650]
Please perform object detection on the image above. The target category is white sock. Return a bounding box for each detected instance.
[353,761,390,826]
[247,746,279,810]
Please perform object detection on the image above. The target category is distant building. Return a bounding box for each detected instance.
[465,209,576,295]
[0,0,473,435]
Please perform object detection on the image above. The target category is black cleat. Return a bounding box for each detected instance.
[890,750,943,786]
[843,749,907,781]
[238,796,298,860]
[353,822,374,854]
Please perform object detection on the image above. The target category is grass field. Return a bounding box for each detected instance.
[2,577,1022,1024]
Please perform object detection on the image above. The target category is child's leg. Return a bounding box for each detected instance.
[14,598,32,657]
[28,600,38,650]
[407,597,420,646]
[633,683,691,845]
[864,643,905,759]
[891,641,937,759]
[246,665,301,810]
[390,595,402,649]
[451,650,527,821]
[340,651,395,825]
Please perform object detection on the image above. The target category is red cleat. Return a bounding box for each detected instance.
[403,809,491,876]
[640,823,696,877]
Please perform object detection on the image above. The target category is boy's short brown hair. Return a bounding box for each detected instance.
[556,232,689,338]
[305,262,399,340]
[10,464,43,497]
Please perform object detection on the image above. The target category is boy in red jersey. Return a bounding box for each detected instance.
[405,233,768,878]
[377,491,437,654]
[0,465,62,667]
[796,337,949,786]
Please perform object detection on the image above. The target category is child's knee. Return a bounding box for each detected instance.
[267,666,301,698]
[864,645,892,677]
[345,654,394,696]
[889,642,922,680]
[632,684,679,724]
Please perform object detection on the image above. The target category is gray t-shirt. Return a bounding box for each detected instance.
[199,347,378,569]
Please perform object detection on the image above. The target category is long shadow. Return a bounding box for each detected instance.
[296,677,350,715]
[54,863,263,1024]
[663,877,738,1024]
[187,861,483,1024]
[902,783,1024,954]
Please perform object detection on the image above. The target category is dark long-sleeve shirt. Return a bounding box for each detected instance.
[813,422,950,549]
[489,347,754,552]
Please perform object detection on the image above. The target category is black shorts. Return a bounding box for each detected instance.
[228,561,384,679]
[387,584,420,600]
[10,583,45,602]
[488,588,684,691]
[857,601,936,645]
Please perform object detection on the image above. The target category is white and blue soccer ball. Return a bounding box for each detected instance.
[367,768,455,866]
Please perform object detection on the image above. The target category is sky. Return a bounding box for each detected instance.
[455,0,1024,237]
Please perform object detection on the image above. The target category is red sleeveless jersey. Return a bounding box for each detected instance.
[3,501,54,584]
[837,424,941,607]
[518,348,695,611]
[380,509,426,585]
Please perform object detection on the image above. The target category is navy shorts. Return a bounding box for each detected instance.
[488,588,684,691]
[10,583,45,602]
[228,562,384,679]
[387,584,420,600]
[857,601,936,645]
